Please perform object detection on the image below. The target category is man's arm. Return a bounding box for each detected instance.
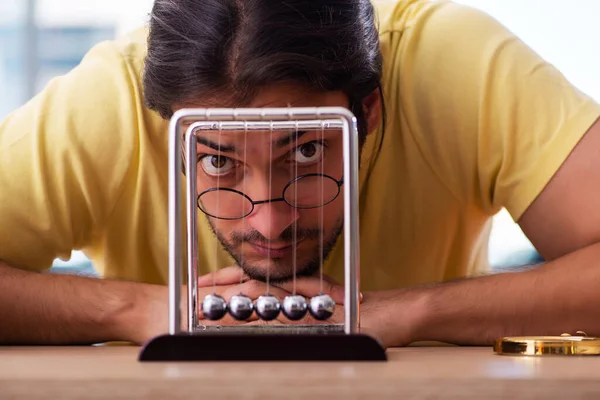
[403,243,600,345]
[517,117,600,261]
[380,118,600,347]
[0,260,164,345]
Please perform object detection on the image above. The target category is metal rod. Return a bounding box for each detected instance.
[168,115,183,335]
[185,126,200,331]
[190,120,343,131]
[337,109,361,335]
[194,323,345,334]
[24,0,38,101]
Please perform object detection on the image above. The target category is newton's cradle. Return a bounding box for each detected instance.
[138,107,387,362]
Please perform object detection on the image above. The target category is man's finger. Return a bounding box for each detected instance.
[320,274,341,285]
[220,279,291,302]
[197,265,248,287]
[199,312,260,325]
[286,274,364,303]
[244,319,283,327]
[272,277,346,304]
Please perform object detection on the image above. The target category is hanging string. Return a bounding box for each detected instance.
[319,122,325,295]
[213,123,223,295]
[292,122,299,295]
[241,122,248,287]
[266,121,273,294]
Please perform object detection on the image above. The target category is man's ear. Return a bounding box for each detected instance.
[362,88,382,136]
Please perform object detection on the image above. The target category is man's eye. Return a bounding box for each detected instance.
[290,142,325,164]
[199,155,235,176]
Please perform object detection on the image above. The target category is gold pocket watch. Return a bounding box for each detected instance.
[494,332,600,356]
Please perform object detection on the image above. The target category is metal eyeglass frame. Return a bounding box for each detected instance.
[196,173,344,220]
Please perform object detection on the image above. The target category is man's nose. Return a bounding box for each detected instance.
[247,180,299,240]
[247,200,299,241]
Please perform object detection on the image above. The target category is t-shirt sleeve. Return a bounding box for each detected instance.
[390,1,600,220]
[0,41,140,271]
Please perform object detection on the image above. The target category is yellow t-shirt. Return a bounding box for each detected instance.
[0,0,598,291]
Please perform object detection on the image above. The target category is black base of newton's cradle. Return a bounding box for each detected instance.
[138,332,388,362]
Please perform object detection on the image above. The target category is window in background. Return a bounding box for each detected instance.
[36,26,116,95]
[0,0,153,120]
[0,0,28,119]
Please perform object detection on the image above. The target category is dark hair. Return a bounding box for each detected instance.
[143,0,386,148]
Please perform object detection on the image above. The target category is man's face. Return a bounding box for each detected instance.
[184,85,350,283]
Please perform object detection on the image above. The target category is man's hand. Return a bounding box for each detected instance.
[191,266,407,348]
[117,266,348,345]
[193,266,345,325]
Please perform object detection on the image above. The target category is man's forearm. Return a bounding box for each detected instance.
[0,260,151,345]
[406,242,600,346]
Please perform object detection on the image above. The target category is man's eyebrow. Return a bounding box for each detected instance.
[275,130,309,148]
[196,130,310,154]
[196,137,237,153]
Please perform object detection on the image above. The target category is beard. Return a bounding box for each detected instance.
[207,218,344,284]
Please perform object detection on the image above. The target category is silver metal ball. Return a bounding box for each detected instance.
[309,294,335,320]
[201,294,228,320]
[282,295,308,321]
[228,294,254,321]
[255,294,281,321]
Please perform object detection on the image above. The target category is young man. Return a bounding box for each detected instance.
[0,0,599,348]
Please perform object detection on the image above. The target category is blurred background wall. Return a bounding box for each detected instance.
[1,0,598,274]
[0,0,153,120]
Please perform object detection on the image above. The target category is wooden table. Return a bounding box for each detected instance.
[2,344,600,399]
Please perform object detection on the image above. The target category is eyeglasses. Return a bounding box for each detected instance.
[197,173,344,220]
